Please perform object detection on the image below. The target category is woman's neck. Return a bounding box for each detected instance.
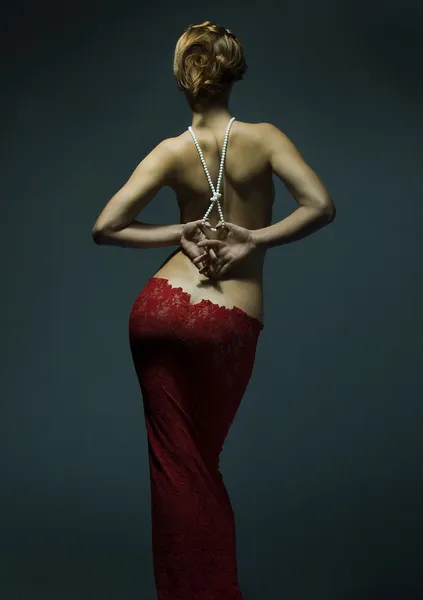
[190,99,233,129]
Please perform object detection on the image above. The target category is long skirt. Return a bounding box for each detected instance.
[128,276,264,600]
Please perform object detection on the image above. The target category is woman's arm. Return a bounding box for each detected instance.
[251,123,336,249]
[92,138,183,248]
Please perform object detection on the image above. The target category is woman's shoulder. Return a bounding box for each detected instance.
[169,120,273,148]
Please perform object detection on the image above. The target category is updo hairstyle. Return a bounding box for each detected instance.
[173,21,247,104]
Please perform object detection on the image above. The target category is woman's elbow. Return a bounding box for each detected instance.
[325,204,337,223]
[320,197,336,223]
[92,225,110,244]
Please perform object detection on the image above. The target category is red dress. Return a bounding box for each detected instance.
[128,276,264,599]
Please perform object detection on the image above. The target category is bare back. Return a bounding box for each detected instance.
[153,120,274,323]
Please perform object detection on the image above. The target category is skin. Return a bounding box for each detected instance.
[92,89,336,323]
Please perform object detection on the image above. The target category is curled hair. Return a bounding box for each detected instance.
[173,21,247,104]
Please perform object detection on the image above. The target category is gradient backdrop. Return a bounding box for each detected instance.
[2,1,423,598]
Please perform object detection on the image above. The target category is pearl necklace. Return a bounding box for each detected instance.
[188,116,236,233]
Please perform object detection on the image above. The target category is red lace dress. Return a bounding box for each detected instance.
[128,276,264,600]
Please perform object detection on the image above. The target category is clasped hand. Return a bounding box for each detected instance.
[180,219,256,279]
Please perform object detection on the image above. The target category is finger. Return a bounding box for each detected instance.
[197,239,226,249]
[184,219,202,231]
[209,248,218,261]
[192,252,209,265]
[215,220,232,230]
[214,259,228,274]
[197,221,208,234]
[199,263,210,275]
[217,262,231,277]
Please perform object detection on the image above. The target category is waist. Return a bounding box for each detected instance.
[152,248,264,323]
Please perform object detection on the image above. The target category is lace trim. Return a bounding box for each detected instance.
[149,277,264,330]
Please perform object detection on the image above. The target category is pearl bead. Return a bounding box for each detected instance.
[188,117,235,230]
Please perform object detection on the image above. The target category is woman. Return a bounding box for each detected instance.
[92,20,335,600]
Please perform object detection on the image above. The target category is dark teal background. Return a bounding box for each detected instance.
[2,1,423,598]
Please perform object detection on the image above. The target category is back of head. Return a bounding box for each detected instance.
[173,21,247,106]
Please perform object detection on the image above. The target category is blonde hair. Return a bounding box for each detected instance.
[173,21,247,104]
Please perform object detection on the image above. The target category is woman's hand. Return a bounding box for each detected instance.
[194,221,257,278]
[180,219,218,278]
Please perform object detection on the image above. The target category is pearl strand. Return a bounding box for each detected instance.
[188,116,235,231]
